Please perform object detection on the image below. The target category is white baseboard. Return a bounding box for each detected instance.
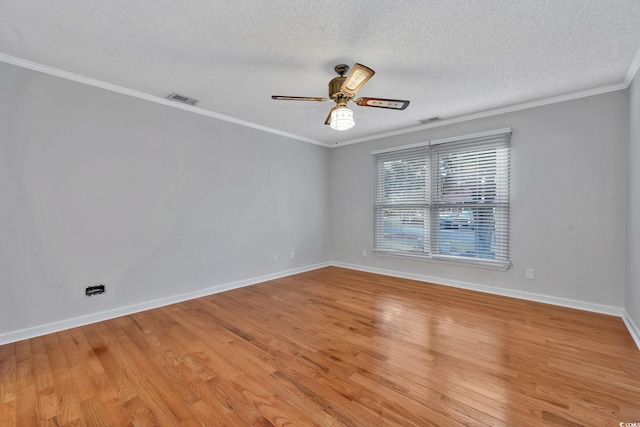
[0,262,330,346]
[3,261,638,352]
[332,262,640,350]
[623,311,640,351]
[330,261,625,317]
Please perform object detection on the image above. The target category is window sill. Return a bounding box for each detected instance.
[373,250,511,271]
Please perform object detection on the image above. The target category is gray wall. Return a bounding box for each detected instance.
[1,58,635,342]
[628,73,640,326]
[0,62,331,337]
[330,91,629,309]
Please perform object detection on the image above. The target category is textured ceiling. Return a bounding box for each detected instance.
[1,1,640,146]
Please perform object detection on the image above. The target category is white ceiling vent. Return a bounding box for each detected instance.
[167,92,200,106]
[419,117,442,124]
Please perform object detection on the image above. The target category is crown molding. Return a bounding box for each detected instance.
[625,43,640,86]
[336,45,640,148]
[0,53,328,147]
[2,51,636,150]
[333,81,628,148]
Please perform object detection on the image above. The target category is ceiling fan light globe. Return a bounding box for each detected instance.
[330,107,355,131]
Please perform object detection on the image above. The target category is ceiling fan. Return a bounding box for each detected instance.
[271,63,410,131]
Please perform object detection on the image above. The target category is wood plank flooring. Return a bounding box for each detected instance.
[1,266,639,426]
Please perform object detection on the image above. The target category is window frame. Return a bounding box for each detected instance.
[372,128,511,271]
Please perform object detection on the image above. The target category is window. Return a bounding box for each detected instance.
[373,128,511,270]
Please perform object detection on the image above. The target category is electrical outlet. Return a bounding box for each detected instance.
[362,249,367,257]
[526,269,534,280]
[290,252,295,260]
[273,254,278,263]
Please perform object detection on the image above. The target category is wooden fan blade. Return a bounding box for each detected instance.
[271,96,328,101]
[356,97,410,110]
[340,63,375,96]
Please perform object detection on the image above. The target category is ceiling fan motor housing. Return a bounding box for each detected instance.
[328,76,347,99]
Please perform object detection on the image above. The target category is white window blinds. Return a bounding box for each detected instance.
[373,129,511,269]
[374,145,431,255]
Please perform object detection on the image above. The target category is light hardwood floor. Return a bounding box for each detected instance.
[1,266,639,426]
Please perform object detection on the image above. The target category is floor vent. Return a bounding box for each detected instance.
[167,92,200,106]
